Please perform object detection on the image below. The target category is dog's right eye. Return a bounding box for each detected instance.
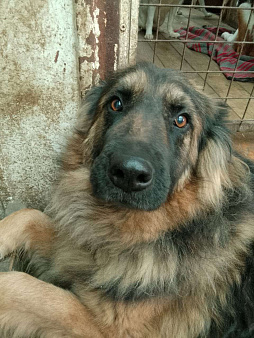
[174,115,188,128]
[110,98,123,112]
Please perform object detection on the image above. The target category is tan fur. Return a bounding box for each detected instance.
[0,272,103,338]
[116,179,201,244]
[77,293,168,338]
[0,209,54,259]
[163,83,194,108]
[197,139,250,208]
[122,70,149,96]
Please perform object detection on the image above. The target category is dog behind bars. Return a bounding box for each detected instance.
[222,0,254,57]
[1,62,254,337]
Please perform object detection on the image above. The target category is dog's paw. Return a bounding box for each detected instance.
[144,33,154,40]
[159,25,180,39]
[204,12,212,17]
[221,32,228,40]
[221,32,233,41]
[168,31,180,39]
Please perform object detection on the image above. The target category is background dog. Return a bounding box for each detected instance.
[177,0,212,17]
[222,0,254,56]
[139,0,183,39]
[139,0,212,39]
[1,62,254,337]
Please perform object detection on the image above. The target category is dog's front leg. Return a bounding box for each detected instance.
[159,6,180,38]
[0,271,103,338]
[145,6,156,39]
[0,209,54,260]
[198,0,212,17]
[222,29,238,43]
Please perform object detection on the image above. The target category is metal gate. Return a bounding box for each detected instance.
[137,0,254,132]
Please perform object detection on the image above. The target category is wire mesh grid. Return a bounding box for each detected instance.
[137,1,254,132]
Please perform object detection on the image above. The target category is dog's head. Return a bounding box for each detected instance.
[67,63,230,211]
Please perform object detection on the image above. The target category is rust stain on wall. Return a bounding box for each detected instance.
[96,0,120,80]
[76,0,120,95]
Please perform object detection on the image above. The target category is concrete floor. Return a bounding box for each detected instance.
[233,132,254,160]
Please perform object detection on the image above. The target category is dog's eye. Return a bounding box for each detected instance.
[174,115,188,128]
[111,98,123,112]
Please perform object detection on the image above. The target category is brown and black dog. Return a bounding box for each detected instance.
[222,0,254,57]
[1,62,254,337]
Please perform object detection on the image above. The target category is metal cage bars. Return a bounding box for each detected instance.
[138,1,254,131]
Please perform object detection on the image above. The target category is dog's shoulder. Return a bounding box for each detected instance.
[207,242,254,338]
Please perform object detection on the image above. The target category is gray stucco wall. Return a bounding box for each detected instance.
[0,0,80,216]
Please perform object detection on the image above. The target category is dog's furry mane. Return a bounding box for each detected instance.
[7,62,254,337]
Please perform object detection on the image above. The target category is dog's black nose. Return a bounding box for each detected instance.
[109,156,153,192]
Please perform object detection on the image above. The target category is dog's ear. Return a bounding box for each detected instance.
[76,81,107,135]
[62,82,106,171]
[196,101,235,207]
[196,100,249,208]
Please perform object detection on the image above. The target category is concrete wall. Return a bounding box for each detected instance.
[0,0,80,216]
[0,0,139,218]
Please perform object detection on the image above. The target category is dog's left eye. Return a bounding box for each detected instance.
[110,98,123,112]
[174,115,188,128]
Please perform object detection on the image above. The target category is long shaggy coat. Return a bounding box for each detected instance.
[1,62,254,338]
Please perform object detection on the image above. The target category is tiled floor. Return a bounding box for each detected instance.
[137,7,254,132]
[233,132,254,160]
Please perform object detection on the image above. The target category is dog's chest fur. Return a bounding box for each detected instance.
[47,207,254,337]
[74,288,211,338]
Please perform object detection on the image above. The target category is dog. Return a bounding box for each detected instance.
[139,0,183,39]
[177,0,212,17]
[222,0,254,57]
[139,0,212,40]
[1,62,254,337]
